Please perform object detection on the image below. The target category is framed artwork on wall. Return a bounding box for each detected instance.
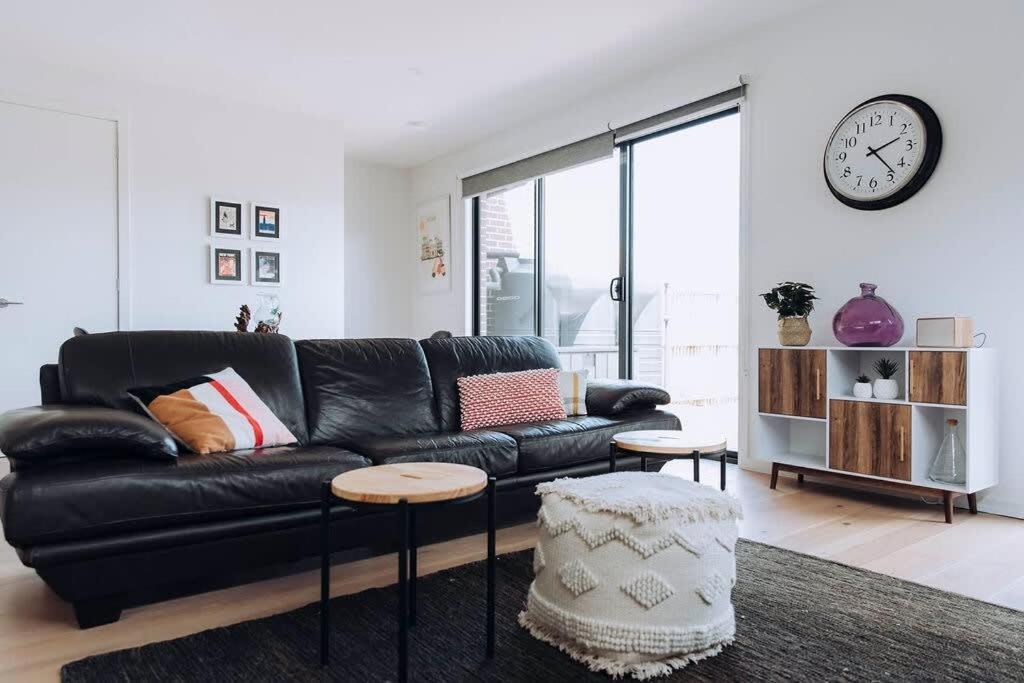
[250,248,282,287]
[250,202,281,240]
[210,245,244,284]
[416,195,451,293]
[210,198,244,238]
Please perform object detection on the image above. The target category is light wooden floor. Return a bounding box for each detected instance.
[3,461,1024,681]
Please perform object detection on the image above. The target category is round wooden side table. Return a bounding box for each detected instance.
[320,462,496,681]
[610,430,729,490]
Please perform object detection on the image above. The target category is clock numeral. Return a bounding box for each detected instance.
[905,139,915,151]
[869,177,878,189]
[897,157,907,168]
[870,114,882,127]
[856,175,863,187]
[900,123,909,134]
[844,136,857,148]
[887,171,895,182]
[842,166,852,178]
[856,122,867,134]
[890,114,895,126]
[837,151,847,162]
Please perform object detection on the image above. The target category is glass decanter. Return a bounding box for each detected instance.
[928,419,966,485]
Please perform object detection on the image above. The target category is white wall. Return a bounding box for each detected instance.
[411,0,1024,517]
[344,158,413,337]
[0,55,346,341]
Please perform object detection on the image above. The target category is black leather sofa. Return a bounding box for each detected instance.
[0,331,679,628]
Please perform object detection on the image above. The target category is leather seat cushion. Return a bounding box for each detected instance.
[0,445,370,546]
[348,430,518,477]
[295,339,440,445]
[419,336,562,432]
[57,331,308,443]
[490,409,681,474]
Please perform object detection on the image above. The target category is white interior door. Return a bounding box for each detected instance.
[0,101,118,412]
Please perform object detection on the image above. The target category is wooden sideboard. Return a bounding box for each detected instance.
[755,346,997,523]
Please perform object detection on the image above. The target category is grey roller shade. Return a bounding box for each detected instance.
[613,85,745,143]
[461,132,613,198]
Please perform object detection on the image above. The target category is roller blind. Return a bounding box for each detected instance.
[613,85,745,143]
[460,83,745,198]
[461,132,613,198]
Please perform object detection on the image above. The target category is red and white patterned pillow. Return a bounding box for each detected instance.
[457,368,567,431]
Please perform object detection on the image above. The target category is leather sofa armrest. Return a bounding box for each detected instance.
[585,379,671,416]
[0,405,178,464]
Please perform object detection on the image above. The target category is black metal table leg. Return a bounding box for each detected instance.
[719,450,727,491]
[609,442,617,472]
[640,455,647,472]
[692,450,701,483]
[409,507,417,627]
[320,481,331,667]
[398,499,409,683]
[486,477,496,658]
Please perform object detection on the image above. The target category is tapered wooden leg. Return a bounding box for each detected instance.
[967,492,978,514]
[770,462,780,490]
[797,473,804,486]
[943,491,954,524]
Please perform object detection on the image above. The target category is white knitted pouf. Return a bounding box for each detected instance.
[519,472,743,680]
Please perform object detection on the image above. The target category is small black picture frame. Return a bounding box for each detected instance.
[211,246,243,284]
[211,199,243,238]
[251,249,282,286]
[251,203,281,240]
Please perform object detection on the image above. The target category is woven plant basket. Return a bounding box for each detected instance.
[778,316,811,346]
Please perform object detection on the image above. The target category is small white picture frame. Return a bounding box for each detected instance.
[210,198,244,239]
[249,201,281,241]
[210,245,245,285]
[250,248,282,287]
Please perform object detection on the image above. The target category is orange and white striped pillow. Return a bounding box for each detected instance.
[456,368,566,431]
[128,368,297,454]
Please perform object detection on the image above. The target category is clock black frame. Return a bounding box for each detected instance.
[823,94,942,211]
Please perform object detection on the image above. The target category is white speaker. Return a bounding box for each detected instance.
[916,317,973,348]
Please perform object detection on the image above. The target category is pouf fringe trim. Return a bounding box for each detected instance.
[519,611,732,680]
[536,473,743,524]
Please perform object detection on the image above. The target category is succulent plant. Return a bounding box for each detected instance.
[759,282,818,320]
[856,374,871,384]
[873,358,899,380]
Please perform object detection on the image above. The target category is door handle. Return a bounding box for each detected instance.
[609,277,624,302]
[0,298,24,309]
[898,426,905,462]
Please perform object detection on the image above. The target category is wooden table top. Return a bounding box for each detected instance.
[331,462,488,505]
[612,429,727,455]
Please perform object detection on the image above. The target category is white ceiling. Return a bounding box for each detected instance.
[3,1,822,167]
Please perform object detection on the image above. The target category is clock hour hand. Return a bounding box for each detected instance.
[865,145,895,174]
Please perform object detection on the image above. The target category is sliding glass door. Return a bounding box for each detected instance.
[472,109,740,449]
[629,112,740,448]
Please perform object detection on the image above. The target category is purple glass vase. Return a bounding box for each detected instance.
[832,283,904,347]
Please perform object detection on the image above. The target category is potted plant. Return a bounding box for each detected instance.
[854,374,873,399]
[759,282,818,346]
[872,358,900,399]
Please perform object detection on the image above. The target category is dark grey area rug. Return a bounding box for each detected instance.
[62,541,1024,682]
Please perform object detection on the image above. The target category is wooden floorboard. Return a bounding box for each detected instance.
[1,461,1022,681]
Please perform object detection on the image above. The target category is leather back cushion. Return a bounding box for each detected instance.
[58,331,308,443]
[420,336,562,432]
[295,338,440,445]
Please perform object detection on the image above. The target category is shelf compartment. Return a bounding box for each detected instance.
[911,405,970,491]
[756,413,826,469]
[828,348,908,402]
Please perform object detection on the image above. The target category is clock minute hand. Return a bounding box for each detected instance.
[865,145,895,174]
[866,136,901,155]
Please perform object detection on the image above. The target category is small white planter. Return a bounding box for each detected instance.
[853,382,873,399]
[873,378,899,400]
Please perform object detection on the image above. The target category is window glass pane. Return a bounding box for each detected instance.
[632,113,740,449]
[477,182,536,336]
[542,156,619,379]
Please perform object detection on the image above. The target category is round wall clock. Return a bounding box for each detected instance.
[823,94,942,210]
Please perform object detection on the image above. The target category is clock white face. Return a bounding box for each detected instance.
[824,100,927,201]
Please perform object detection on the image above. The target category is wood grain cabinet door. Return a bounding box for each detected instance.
[909,351,966,405]
[758,349,826,419]
[829,400,911,481]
